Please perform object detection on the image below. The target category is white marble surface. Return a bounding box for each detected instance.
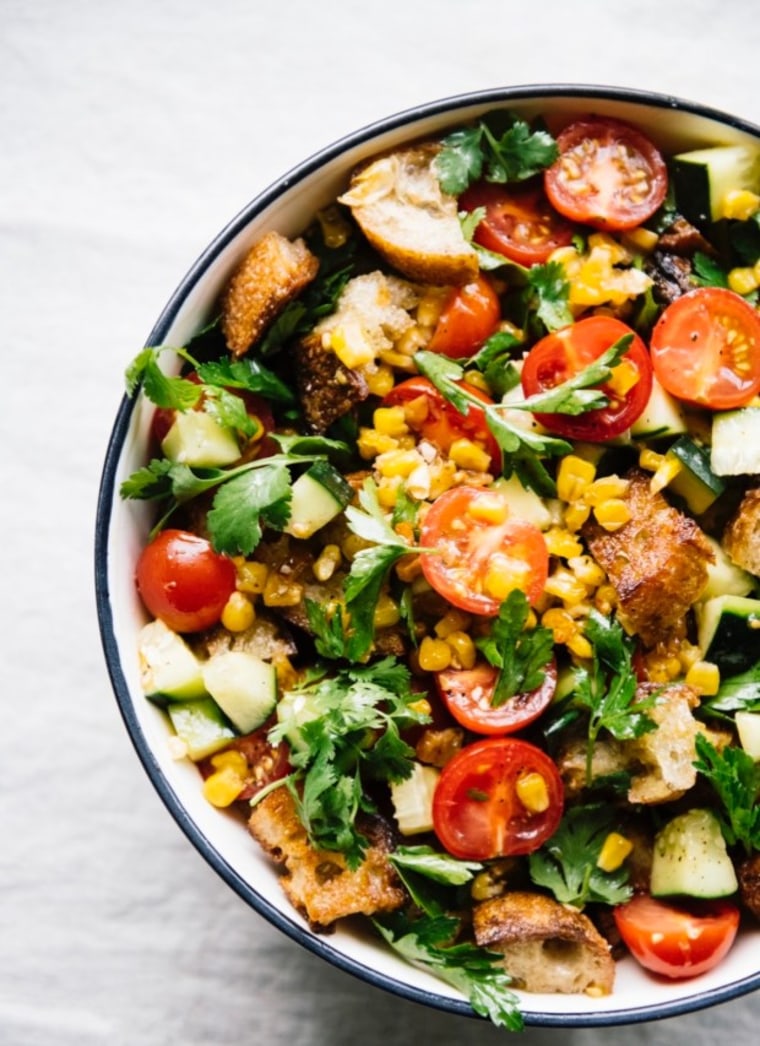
[3,1,760,1043]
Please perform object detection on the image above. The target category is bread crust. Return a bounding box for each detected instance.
[723,486,760,576]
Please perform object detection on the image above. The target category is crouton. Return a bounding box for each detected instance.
[294,332,369,432]
[473,892,615,995]
[339,144,479,285]
[584,469,714,646]
[738,852,760,920]
[221,231,319,356]
[248,788,405,931]
[723,486,760,577]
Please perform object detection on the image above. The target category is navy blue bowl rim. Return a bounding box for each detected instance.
[95,82,760,1028]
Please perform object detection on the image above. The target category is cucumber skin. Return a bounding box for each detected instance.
[650,809,738,900]
[698,595,760,675]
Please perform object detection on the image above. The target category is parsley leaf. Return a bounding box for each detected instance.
[523,261,573,332]
[390,846,482,887]
[528,803,633,907]
[700,661,760,721]
[692,251,729,288]
[304,599,346,660]
[206,464,292,555]
[374,912,523,1031]
[125,347,203,408]
[195,355,295,404]
[476,590,554,706]
[470,330,523,398]
[513,334,633,417]
[694,733,760,855]
[435,113,558,196]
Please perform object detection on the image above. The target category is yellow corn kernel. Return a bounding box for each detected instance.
[678,641,703,672]
[544,568,588,605]
[313,544,342,582]
[428,460,458,499]
[650,454,683,493]
[543,527,584,559]
[516,771,550,813]
[542,607,577,643]
[720,189,760,221]
[395,325,427,357]
[341,532,371,561]
[622,226,659,253]
[685,660,721,696]
[376,478,402,508]
[416,289,447,328]
[418,636,453,672]
[564,500,592,532]
[221,591,256,632]
[607,358,641,399]
[557,455,597,503]
[203,766,246,808]
[316,205,352,248]
[567,554,606,589]
[483,556,530,602]
[210,749,248,775]
[373,405,409,438]
[597,832,634,873]
[408,697,433,717]
[462,369,492,394]
[594,583,618,615]
[236,560,269,594]
[567,631,594,659]
[329,321,374,368]
[356,428,398,460]
[395,553,422,583]
[728,266,760,297]
[374,593,401,630]
[593,499,632,532]
[584,475,630,506]
[365,364,395,397]
[638,448,665,472]
[448,437,492,472]
[445,631,477,670]
[377,449,422,478]
[466,491,509,525]
[378,348,418,372]
[273,653,299,691]
[262,573,304,607]
[434,609,472,638]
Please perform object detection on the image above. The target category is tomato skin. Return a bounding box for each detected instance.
[419,486,549,616]
[197,723,291,801]
[427,274,501,359]
[459,182,576,266]
[432,737,564,860]
[613,895,740,980]
[650,287,760,410]
[544,117,668,231]
[520,315,652,441]
[382,376,501,471]
[136,529,237,633]
[435,659,557,735]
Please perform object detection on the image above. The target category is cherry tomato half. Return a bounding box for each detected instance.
[419,486,549,616]
[436,659,557,736]
[613,894,740,980]
[650,287,760,410]
[136,528,237,633]
[459,182,576,266]
[197,723,291,801]
[544,117,668,231]
[382,376,501,471]
[427,274,501,359]
[432,737,564,860]
[520,315,653,441]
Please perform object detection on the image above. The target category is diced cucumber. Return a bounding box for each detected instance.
[711,408,760,476]
[161,411,241,467]
[201,651,277,734]
[700,536,755,601]
[696,594,760,674]
[630,377,688,440]
[275,687,331,752]
[167,697,236,761]
[666,436,725,515]
[390,763,440,835]
[492,473,555,530]
[650,808,738,899]
[283,460,354,540]
[736,711,760,760]
[672,144,760,224]
[138,619,206,700]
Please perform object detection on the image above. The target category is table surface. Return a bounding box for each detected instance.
[4,2,760,1043]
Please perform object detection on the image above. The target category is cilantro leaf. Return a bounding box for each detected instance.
[524,261,573,332]
[435,126,484,195]
[195,355,295,404]
[694,732,760,855]
[513,334,633,417]
[700,661,760,720]
[692,251,729,288]
[528,803,633,907]
[476,590,555,705]
[390,846,482,886]
[125,346,203,409]
[206,463,292,555]
[304,599,347,660]
[343,544,411,660]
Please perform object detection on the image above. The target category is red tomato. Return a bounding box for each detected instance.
[419,486,549,616]
[544,117,668,231]
[435,659,557,735]
[427,274,501,358]
[136,528,237,633]
[613,895,740,980]
[382,376,501,471]
[432,737,564,860]
[520,315,653,441]
[197,722,291,801]
[650,287,760,410]
[459,182,576,266]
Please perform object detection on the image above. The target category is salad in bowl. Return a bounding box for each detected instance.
[97,86,760,1029]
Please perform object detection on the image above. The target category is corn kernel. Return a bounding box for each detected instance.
[728,266,760,297]
[434,609,472,638]
[564,500,592,532]
[330,320,374,368]
[544,568,588,604]
[341,533,371,561]
[378,348,418,371]
[376,478,403,508]
[445,631,477,670]
[567,554,606,589]
[373,405,409,438]
[542,607,577,643]
[543,527,583,559]
[584,475,630,506]
[418,636,453,672]
[236,560,269,594]
[395,553,423,583]
[567,631,594,659]
[516,771,550,813]
[557,455,597,503]
[357,428,398,460]
[374,593,401,630]
[650,454,683,493]
[221,591,256,632]
[203,766,246,807]
[377,448,422,478]
[466,491,509,525]
[638,448,665,472]
[720,189,760,221]
[594,583,618,615]
[313,544,342,582]
[416,290,447,328]
[593,499,632,532]
[597,832,634,872]
[462,369,492,394]
[408,697,433,717]
[622,226,659,253]
[365,364,395,397]
[395,325,427,357]
[316,205,351,247]
[483,557,529,601]
[448,438,492,473]
[607,358,641,398]
[262,573,304,607]
[685,660,721,696]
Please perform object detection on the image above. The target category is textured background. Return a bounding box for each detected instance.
[3,1,760,1043]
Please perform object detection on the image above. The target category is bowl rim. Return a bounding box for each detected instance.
[95,82,760,1027]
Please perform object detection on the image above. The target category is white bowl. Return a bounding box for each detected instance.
[96,84,760,1028]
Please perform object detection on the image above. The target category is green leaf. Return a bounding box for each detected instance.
[476,590,555,705]
[525,261,573,332]
[195,355,295,404]
[206,464,292,555]
[125,346,203,409]
[434,126,485,195]
[694,732,760,855]
[692,251,729,288]
[390,846,482,886]
[481,118,558,184]
[700,661,760,719]
[514,334,633,417]
[304,599,347,660]
[343,543,410,661]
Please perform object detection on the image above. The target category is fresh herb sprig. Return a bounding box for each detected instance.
[435,112,558,196]
[699,660,760,721]
[694,733,760,856]
[515,334,634,416]
[476,590,555,706]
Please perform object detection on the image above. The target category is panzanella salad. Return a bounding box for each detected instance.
[123,110,760,1029]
